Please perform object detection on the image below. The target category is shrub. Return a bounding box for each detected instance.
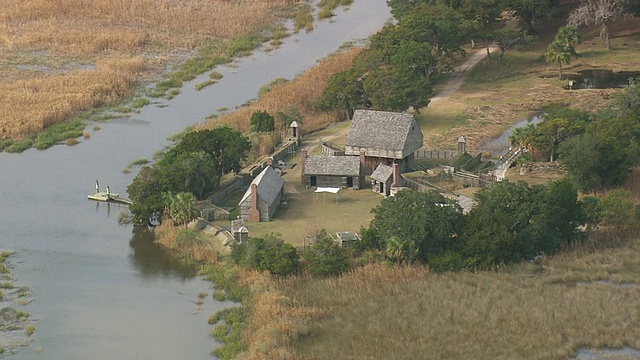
[303,236,350,277]
[230,234,298,277]
[249,110,275,132]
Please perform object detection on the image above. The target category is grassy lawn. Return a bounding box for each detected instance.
[222,152,382,247]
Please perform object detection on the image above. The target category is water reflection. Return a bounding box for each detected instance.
[129,227,199,280]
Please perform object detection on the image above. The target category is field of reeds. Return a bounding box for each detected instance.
[201,47,360,160]
[0,0,296,141]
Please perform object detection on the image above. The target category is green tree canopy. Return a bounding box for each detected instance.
[462,180,584,268]
[250,110,275,133]
[230,234,298,277]
[174,127,250,186]
[364,190,464,265]
[303,234,350,277]
[559,133,630,193]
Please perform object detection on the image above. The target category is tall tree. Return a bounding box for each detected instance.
[509,0,556,33]
[175,127,250,186]
[569,0,632,50]
[556,25,582,49]
[495,28,535,62]
[545,41,575,79]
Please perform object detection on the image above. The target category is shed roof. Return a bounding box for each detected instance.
[371,163,393,182]
[304,155,360,176]
[240,166,284,206]
[345,110,423,155]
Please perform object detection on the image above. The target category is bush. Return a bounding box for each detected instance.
[303,236,350,277]
[249,110,275,133]
[230,234,298,277]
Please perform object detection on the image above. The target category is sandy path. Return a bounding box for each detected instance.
[430,46,497,102]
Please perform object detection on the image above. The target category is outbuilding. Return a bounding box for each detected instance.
[238,166,285,222]
[300,149,363,189]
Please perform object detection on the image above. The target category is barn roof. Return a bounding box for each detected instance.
[371,163,393,182]
[304,155,360,176]
[240,166,284,206]
[345,110,423,156]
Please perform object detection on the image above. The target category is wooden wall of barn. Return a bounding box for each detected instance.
[304,175,361,189]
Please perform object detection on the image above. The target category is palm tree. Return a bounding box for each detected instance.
[545,40,574,79]
[163,192,200,229]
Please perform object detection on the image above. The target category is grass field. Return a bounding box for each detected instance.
[215,151,382,248]
[418,16,640,153]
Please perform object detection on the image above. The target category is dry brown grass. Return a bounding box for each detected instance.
[154,222,218,264]
[281,242,640,359]
[201,48,361,151]
[0,0,295,139]
[0,58,143,138]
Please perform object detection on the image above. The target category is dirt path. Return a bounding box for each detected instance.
[431,46,497,102]
[303,46,497,150]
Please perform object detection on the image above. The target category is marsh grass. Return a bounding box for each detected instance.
[155,223,218,264]
[294,4,314,33]
[1,0,297,140]
[131,97,150,109]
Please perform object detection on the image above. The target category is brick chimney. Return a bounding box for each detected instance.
[300,149,307,185]
[247,183,260,222]
[359,149,366,175]
[392,162,402,187]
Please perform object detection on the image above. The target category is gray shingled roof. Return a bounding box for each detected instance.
[371,163,393,182]
[240,166,284,206]
[304,155,360,176]
[345,110,423,154]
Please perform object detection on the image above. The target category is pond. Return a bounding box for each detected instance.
[564,69,640,90]
[477,115,543,156]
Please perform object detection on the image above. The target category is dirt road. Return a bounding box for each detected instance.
[431,46,497,102]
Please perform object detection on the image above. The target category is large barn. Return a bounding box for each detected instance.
[238,166,285,222]
[345,110,423,174]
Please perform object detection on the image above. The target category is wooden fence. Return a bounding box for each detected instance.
[320,140,345,156]
[414,149,457,160]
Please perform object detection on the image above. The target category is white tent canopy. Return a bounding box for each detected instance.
[314,187,340,194]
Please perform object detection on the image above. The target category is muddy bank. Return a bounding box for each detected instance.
[0,251,35,355]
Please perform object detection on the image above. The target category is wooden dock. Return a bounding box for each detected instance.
[88,191,132,205]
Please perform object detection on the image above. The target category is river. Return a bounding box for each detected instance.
[0,1,391,358]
